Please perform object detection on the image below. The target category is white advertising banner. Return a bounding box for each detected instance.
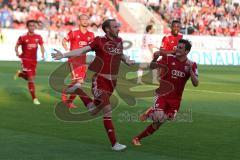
[0,29,239,65]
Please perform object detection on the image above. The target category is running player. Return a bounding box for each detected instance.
[132,39,199,146]
[14,20,45,105]
[62,14,94,108]
[160,20,183,56]
[52,19,134,151]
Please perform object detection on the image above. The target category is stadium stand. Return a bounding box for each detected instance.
[120,0,240,36]
[0,0,134,32]
[0,0,239,35]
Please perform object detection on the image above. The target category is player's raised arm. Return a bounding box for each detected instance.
[150,51,160,69]
[187,60,199,87]
[51,46,92,60]
[190,68,199,87]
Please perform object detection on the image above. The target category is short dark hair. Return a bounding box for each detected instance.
[102,19,116,33]
[171,20,181,27]
[26,20,36,26]
[146,24,153,33]
[178,39,192,51]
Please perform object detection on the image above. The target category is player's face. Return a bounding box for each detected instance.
[108,21,120,38]
[176,43,188,57]
[27,22,36,33]
[171,23,181,36]
[79,15,89,28]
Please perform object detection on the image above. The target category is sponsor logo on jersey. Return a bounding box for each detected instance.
[27,43,37,49]
[79,41,88,46]
[103,41,122,55]
[171,69,185,78]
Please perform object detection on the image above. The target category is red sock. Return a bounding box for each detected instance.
[19,72,28,81]
[75,88,92,107]
[137,123,159,140]
[69,94,76,103]
[28,81,36,100]
[103,117,117,146]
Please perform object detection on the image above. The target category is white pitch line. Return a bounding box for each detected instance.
[185,89,240,96]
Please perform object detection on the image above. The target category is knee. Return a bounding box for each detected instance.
[153,110,167,123]
[102,104,112,117]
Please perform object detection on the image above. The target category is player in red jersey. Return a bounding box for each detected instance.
[132,39,199,146]
[160,20,183,56]
[14,20,45,105]
[61,14,94,108]
[52,19,134,151]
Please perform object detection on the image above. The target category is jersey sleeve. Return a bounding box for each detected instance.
[160,36,168,50]
[17,36,23,45]
[89,36,99,51]
[192,62,198,77]
[38,35,44,45]
[64,30,73,42]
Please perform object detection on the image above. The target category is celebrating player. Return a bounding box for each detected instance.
[61,14,94,108]
[159,20,183,56]
[52,19,134,151]
[14,20,45,105]
[132,39,199,146]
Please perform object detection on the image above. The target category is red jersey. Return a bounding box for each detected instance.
[64,29,94,63]
[160,33,183,51]
[17,33,43,61]
[89,36,123,75]
[157,55,198,100]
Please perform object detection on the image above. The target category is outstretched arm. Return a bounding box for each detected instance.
[51,46,92,60]
[121,54,135,66]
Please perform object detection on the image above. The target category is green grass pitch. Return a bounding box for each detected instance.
[0,61,239,160]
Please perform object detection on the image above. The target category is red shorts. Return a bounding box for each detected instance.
[21,59,37,77]
[68,61,87,81]
[91,74,117,106]
[153,96,181,120]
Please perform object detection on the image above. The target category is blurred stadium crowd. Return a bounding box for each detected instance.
[0,0,239,36]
